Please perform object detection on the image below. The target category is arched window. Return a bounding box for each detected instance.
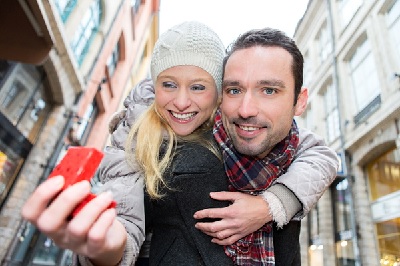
[70,0,102,65]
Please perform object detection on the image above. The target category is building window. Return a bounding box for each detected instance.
[1,82,27,123]
[130,0,143,40]
[302,105,315,131]
[386,0,400,64]
[308,205,324,266]
[107,43,120,77]
[303,51,313,87]
[68,101,98,146]
[76,101,97,144]
[55,0,77,22]
[323,83,340,143]
[0,111,32,207]
[334,179,353,231]
[0,135,25,207]
[338,0,363,28]
[317,22,333,64]
[332,178,357,266]
[0,64,51,142]
[366,148,400,266]
[349,38,380,115]
[131,0,141,13]
[367,148,400,201]
[376,218,400,266]
[71,0,102,65]
[19,89,49,142]
[2,82,24,108]
[0,60,14,86]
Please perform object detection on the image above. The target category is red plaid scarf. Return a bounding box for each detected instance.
[213,109,299,265]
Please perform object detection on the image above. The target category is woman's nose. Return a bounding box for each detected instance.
[173,88,191,110]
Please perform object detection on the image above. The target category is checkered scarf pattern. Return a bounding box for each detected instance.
[213,109,299,265]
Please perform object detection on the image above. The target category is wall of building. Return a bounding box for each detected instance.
[0,0,159,264]
[295,0,400,265]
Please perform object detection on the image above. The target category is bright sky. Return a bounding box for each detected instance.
[159,0,310,47]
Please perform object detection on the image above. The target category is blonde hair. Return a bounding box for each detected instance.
[126,101,221,199]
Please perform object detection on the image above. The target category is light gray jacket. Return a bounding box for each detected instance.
[74,78,339,265]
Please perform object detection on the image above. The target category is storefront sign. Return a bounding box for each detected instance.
[338,230,353,240]
[371,191,400,222]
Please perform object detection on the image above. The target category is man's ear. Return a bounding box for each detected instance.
[294,87,308,116]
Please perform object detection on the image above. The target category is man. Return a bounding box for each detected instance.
[194,28,338,265]
[21,24,337,266]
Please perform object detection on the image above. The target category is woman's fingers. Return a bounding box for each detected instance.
[67,191,115,241]
[87,208,117,249]
[21,175,65,222]
[20,176,123,259]
[36,180,91,234]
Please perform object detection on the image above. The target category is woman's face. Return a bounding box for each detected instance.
[155,65,219,136]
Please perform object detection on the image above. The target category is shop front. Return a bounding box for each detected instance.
[4,98,100,266]
[0,113,32,208]
[367,148,400,266]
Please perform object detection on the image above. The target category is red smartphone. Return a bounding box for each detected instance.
[48,147,116,217]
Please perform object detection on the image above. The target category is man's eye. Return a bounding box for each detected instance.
[162,81,177,88]
[263,88,276,95]
[191,84,206,91]
[226,88,241,95]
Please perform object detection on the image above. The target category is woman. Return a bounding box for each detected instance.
[21,20,227,266]
[22,21,337,266]
[106,20,231,265]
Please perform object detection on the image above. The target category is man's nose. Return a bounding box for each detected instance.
[238,92,258,118]
[173,88,191,110]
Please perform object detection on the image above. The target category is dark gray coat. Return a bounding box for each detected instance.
[144,132,301,266]
[145,135,234,266]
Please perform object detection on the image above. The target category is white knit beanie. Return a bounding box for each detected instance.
[151,21,225,93]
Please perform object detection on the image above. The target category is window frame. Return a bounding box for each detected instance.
[70,0,102,65]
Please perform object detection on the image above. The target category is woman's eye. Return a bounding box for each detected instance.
[191,84,206,91]
[162,81,177,88]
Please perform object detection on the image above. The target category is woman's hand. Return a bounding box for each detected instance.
[21,175,127,266]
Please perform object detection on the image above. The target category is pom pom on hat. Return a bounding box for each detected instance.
[151,21,225,93]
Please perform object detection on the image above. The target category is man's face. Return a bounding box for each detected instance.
[220,46,307,158]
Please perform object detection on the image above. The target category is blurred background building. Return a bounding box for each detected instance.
[0,0,159,265]
[295,0,400,265]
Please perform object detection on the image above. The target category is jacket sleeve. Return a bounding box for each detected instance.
[73,145,146,266]
[261,127,339,226]
[73,79,154,266]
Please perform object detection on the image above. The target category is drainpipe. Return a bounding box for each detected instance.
[326,0,361,265]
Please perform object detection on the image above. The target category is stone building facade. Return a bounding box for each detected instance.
[0,0,159,265]
[294,1,400,265]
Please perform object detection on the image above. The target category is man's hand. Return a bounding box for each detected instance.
[193,191,272,245]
